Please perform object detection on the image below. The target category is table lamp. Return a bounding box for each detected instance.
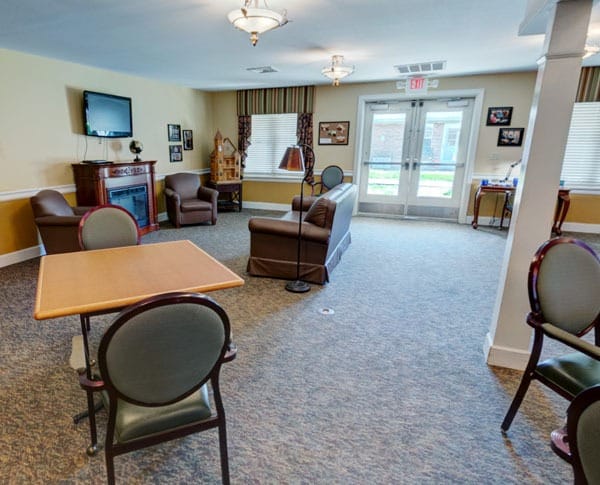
[278,144,315,293]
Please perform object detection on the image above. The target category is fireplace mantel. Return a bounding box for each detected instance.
[72,161,159,235]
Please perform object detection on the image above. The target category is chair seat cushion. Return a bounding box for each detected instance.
[104,385,212,443]
[537,353,600,397]
[180,199,213,212]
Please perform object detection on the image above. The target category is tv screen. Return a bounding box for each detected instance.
[83,90,133,138]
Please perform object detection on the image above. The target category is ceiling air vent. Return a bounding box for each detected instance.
[246,65,279,74]
[394,60,446,76]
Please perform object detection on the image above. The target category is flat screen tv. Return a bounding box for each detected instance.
[83,90,133,138]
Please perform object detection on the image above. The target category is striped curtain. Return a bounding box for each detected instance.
[576,67,600,102]
[237,86,315,115]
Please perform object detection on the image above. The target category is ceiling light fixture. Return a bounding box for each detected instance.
[227,0,288,46]
[321,55,355,86]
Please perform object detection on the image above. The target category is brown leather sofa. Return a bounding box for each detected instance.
[30,190,91,254]
[247,183,357,284]
[164,173,218,227]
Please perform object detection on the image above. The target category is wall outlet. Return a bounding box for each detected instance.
[489,153,499,160]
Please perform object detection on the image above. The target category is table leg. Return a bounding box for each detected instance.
[471,187,483,229]
[79,314,99,456]
[552,192,571,236]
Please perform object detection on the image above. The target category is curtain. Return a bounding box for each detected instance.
[237,86,315,115]
[237,115,251,175]
[577,67,600,102]
[297,113,315,185]
[237,86,315,179]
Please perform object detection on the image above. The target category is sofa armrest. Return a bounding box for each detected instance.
[292,195,318,212]
[72,206,93,216]
[249,217,330,244]
[164,187,179,201]
[198,186,218,204]
[35,215,83,226]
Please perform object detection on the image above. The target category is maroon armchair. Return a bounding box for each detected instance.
[164,173,218,228]
[30,189,91,254]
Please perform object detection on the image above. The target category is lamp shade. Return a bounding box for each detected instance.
[278,145,305,172]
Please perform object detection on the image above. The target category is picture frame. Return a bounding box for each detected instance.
[318,121,350,145]
[167,124,181,142]
[497,128,524,147]
[169,144,183,162]
[486,107,513,126]
[183,129,193,150]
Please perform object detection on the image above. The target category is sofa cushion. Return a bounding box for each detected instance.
[304,198,331,227]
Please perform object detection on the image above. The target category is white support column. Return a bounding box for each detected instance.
[484,0,592,370]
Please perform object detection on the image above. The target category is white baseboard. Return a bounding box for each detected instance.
[243,201,289,211]
[561,222,600,234]
[0,245,44,268]
[483,332,530,371]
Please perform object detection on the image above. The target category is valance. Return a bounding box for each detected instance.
[576,67,600,102]
[237,86,315,115]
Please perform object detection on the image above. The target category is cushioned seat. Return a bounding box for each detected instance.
[501,237,600,433]
[30,189,91,254]
[164,173,218,227]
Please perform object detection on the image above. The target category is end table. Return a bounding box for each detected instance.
[207,181,242,212]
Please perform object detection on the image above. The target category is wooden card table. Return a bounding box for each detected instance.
[34,240,244,454]
[471,183,570,235]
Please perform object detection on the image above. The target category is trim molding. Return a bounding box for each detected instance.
[243,201,289,211]
[483,332,530,371]
[0,245,44,268]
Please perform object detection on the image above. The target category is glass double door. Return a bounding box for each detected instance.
[358,98,473,219]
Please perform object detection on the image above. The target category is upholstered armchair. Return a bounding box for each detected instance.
[30,190,91,254]
[164,173,218,228]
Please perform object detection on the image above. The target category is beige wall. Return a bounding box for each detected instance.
[0,48,213,192]
[1,47,598,258]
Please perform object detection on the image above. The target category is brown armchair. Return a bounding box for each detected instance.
[30,190,91,254]
[164,173,218,228]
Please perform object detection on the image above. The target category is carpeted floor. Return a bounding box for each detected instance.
[0,211,594,484]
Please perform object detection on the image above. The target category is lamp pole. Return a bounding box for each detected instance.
[284,143,314,293]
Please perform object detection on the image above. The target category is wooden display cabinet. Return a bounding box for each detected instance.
[72,161,159,235]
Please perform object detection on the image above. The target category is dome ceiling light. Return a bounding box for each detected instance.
[321,55,355,86]
[227,0,288,46]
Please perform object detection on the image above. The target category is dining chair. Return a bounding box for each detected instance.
[79,291,237,484]
[551,385,600,485]
[311,165,344,195]
[501,237,600,433]
[78,204,140,250]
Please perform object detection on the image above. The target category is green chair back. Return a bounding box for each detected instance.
[79,204,140,250]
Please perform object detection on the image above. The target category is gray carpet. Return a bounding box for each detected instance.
[1,211,594,484]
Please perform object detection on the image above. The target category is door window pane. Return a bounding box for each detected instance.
[367,113,405,195]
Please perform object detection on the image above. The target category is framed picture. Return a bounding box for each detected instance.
[318,121,350,145]
[169,144,183,162]
[183,130,193,150]
[167,124,181,142]
[498,128,524,147]
[486,107,513,126]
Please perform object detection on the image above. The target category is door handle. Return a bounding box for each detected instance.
[404,161,410,170]
[412,161,419,170]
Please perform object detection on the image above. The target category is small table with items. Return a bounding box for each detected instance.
[471,182,571,235]
[207,180,242,212]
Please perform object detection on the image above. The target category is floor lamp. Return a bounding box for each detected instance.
[278,144,315,293]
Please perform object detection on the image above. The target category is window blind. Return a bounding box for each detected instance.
[245,113,299,176]
[561,102,600,192]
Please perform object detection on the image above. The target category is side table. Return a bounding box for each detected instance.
[207,181,242,212]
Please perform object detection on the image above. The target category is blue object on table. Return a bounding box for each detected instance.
[481,179,489,186]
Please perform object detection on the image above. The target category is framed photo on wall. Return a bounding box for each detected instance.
[183,130,193,150]
[169,144,183,162]
[498,128,524,147]
[318,121,350,145]
[486,107,513,126]
[167,124,181,142]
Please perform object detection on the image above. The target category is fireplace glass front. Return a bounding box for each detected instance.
[106,185,149,228]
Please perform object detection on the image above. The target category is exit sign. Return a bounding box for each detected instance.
[407,76,428,94]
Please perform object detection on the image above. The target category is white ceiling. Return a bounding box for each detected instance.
[1,0,600,91]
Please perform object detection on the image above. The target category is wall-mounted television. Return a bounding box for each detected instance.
[83,90,133,138]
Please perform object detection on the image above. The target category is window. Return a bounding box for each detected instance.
[245,113,298,177]
[561,102,600,192]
